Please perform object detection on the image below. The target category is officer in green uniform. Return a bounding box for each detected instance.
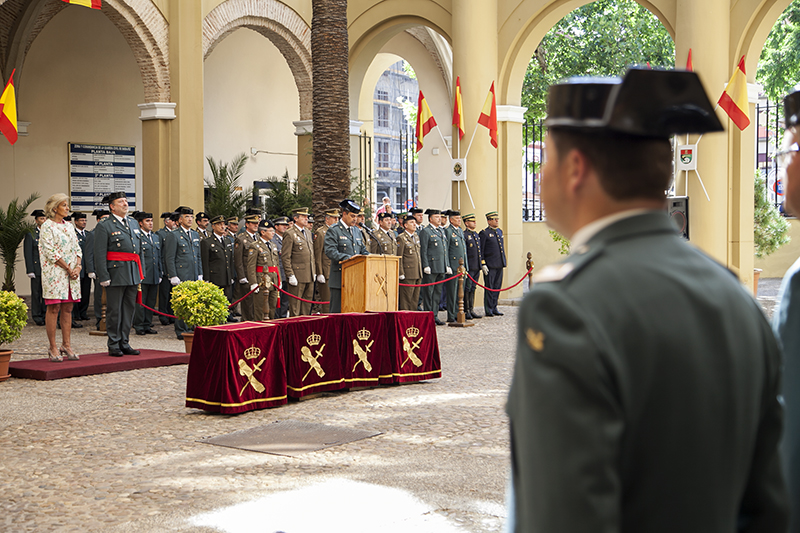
[443,210,467,323]
[155,212,176,325]
[324,199,369,313]
[85,208,111,328]
[246,220,280,320]
[397,215,421,311]
[506,69,788,532]
[233,214,260,321]
[133,211,161,336]
[24,209,46,325]
[164,206,202,339]
[314,209,339,314]
[419,208,450,325]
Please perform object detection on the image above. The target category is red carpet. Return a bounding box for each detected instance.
[9,350,189,381]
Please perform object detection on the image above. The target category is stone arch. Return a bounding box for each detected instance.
[497,0,673,106]
[203,0,312,119]
[0,0,169,102]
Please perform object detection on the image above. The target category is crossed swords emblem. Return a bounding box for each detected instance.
[374,273,388,296]
[352,339,374,372]
[238,357,266,395]
[401,336,424,367]
[301,344,326,381]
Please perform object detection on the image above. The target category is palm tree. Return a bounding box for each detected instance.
[204,153,252,219]
[0,193,40,292]
[311,0,350,227]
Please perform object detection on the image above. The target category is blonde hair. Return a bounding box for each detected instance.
[44,193,69,219]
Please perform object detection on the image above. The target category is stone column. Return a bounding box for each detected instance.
[139,103,175,216]
[498,105,527,298]
[294,120,313,193]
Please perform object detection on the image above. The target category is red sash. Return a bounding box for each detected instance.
[106,252,144,303]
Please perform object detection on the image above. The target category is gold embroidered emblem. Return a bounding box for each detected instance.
[401,326,423,367]
[238,357,266,395]
[526,329,545,352]
[301,332,325,381]
[352,328,374,372]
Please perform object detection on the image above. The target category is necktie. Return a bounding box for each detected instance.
[351,227,359,242]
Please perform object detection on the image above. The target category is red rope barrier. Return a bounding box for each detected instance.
[466,267,533,293]
[136,285,259,319]
[276,285,330,305]
[398,272,461,287]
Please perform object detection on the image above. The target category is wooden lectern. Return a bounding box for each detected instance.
[341,255,400,312]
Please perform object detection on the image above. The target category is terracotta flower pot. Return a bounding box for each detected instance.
[0,350,12,382]
[182,333,194,354]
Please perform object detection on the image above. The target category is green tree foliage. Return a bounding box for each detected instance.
[261,171,312,220]
[204,153,252,220]
[522,0,674,122]
[757,0,800,104]
[0,193,40,292]
[754,173,790,258]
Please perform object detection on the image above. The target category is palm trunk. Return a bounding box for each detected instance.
[311,0,350,227]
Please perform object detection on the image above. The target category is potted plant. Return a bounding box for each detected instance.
[0,291,29,381]
[170,280,230,353]
[0,193,40,292]
[754,173,790,296]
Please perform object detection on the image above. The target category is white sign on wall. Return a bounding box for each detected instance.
[69,142,136,211]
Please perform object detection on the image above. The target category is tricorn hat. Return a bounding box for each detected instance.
[93,209,110,219]
[409,207,423,214]
[339,199,361,214]
[71,212,87,220]
[195,211,209,221]
[424,208,440,216]
[175,206,194,215]
[104,191,127,204]
[134,211,153,222]
[160,211,173,219]
[785,88,800,128]
[31,209,45,218]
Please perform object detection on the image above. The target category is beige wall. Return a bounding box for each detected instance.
[756,219,800,278]
[203,28,300,187]
[0,7,144,296]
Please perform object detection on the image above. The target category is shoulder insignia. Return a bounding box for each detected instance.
[534,262,574,283]
[525,329,545,352]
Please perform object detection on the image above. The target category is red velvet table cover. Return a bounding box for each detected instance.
[185,321,287,413]
[280,315,345,398]
[335,313,391,387]
[384,311,441,382]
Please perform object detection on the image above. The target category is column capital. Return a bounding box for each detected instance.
[497,105,527,124]
[138,102,176,121]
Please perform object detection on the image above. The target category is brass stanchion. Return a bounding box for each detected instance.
[526,252,535,291]
[89,285,107,336]
[448,258,474,328]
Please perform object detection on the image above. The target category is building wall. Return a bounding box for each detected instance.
[203,27,300,186]
[756,218,800,277]
[0,6,144,296]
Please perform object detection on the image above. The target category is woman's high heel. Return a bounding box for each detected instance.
[59,345,79,361]
[48,348,63,363]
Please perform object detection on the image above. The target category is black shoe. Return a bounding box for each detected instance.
[136,330,147,336]
[109,349,124,357]
[446,319,456,323]
[470,310,483,319]
[494,311,504,316]
[159,320,170,326]
[80,316,89,321]
[169,318,176,324]
[227,316,240,323]
[464,311,474,320]
[71,321,83,328]
[176,334,184,340]
[484,311,494,317]
[34,320,45,326]
[434,318,445,326]
[120,346,140,355]
[145,328,158,335]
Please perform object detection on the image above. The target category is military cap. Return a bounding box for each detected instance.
[409,207,423,214]
[226,216,239,225]
[131,211,140,219]
[485,211,499,219]
[272,216,290,226]
[546,68,723,138]
[209,214,225,225]
[175,206,193,215]
[31,209,45,218]
[134,211,153,222]
[195,211,209,221]
[403,215,417,224]
[324,208,341,218]
[291,207,311,217]
[105,191,127,204]
[424,208,440,216]
[71,212,87,220]
[160,211,173,219]
[243,214,260,224]
[448,210,461,217]
[339,199,361,214]
[462,213,476,222]
[258,220,274,231]
[169,212,180,222]
[785,88,800,128]
[93,209,110,219]
[245,207,262,216]
[378,212,394,220]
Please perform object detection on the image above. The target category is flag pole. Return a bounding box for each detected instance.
[464,124,479,159]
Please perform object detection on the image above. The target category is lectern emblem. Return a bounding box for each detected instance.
[238,345,266,395]
[301,332,326,381]
[401,326,423,368]
[352,327,374,372]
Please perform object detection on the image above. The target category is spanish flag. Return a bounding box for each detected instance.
[452,76,465,140]
[478,82,498,148]
[0,69,18,145]
[718,56,750,131]
[415,91,437,152]
[61,0,102,9]
[686,49,693,72]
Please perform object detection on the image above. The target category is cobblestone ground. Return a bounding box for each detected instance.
[0,306,518,533]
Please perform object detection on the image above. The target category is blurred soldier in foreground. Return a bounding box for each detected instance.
[506,69,788,532]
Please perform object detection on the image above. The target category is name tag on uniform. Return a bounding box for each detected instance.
[340,235,348,240]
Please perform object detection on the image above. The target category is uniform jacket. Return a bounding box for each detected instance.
[371,228,398,255]
[234,232,257,283]
[464,228,484,273]
[84,229,96,275]
[23,226,42,276]
[479,226,506,269]
[360,226,372,251]
[507,212,788,533]
[246,238,280,287]
[155,227,173,277]
[314,225,332,280]
[444,225,468,272]
[164,227,202,281]
[324,220,368,289]
[271,233,286,283]
[75,228,88,279]
[139,230,162,285]
[281,225,315,282]
[397,230,422,280]
[419,224,448,274]
[93,214,144,286]
[201,233,234,289]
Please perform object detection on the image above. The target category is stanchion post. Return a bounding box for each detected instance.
[526,252,535,292]
[449,258,474,328]
[89,286,107,337]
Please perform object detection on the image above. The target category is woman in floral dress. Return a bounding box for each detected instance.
[39,193,82,362]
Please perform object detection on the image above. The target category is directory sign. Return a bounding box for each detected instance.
[69,143,136,211]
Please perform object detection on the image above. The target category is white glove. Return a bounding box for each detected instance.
[158,277,162,284]
[250,283,259,294]
[27,272,35,279]
[88,272,96,279]
[424,267,431,275]
[481,265,489,276]
[316,275,326,284]
[100,280,111,287]
[399,275,405,281]
[197,275,203,281]
[170,276,180,286]
[239,277,248,284]
[231,280,234,286]
[446,267,453,275]
[288,275,298,286]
